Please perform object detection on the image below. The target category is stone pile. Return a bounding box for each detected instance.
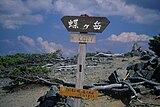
[36,56,160,107]
[106,56,160,106]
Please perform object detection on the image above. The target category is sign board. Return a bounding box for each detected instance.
[60,86,99,99]
[61,16,110,33]
[70,33,96,43]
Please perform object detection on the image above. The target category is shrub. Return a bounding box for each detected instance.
[148,34,160,57]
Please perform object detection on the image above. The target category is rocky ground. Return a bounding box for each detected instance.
[0,56,160,107]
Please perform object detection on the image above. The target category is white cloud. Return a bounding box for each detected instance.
[107,32,152,43]
[0,0,31,14]
[18,35,35,46]
[54,1,93,15]
[37,37,75,55]
[0,0,53,29]
[37,37,63,53]
[26,0,53,12]
[17,35,74,55]
[0,14,43,29]
[93,32,151,53]
[53,0,160,24]
[1,0,159,29]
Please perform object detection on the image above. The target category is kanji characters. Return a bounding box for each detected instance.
[83,24,89,29]
[68,19,102,30]
[68,19,79,29]
[93,21,101,30]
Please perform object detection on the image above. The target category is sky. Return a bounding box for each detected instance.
[0,0,160,56]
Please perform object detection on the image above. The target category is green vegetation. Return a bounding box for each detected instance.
[124,52,133,57]
[0,51,61,76]
[86,52,97,57]
[10,66,50,76]
[148,34,160,57]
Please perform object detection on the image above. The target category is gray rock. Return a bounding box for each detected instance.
[152,65,160,82]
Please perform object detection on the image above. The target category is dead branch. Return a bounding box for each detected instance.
[34,76,59,85]
[8,75,93,89]
[90,83,126,90]
[9,75,38,85]
[129,77,160,86]
[120,81,138,98]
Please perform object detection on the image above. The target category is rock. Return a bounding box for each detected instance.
[127,64,136,71]
[134,63,145,71]
[108,71,120,83]
[134,85,146,94]
[140,55,151,60]
[36,85,74,107]
[145,70,154,80]
[127,63,144,72]
[131,42,154,58]
[36,85,60,107]
[147,57,159,68]
[126,58,158,80]
[152,65,160,82]
[154,85,160,95]
[66,97,74,107]
[127,63,144,71]
[132,42,139,52]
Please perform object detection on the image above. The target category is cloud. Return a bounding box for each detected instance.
[18,35,35,46]
[1,0,159,29]
[0,14,43,29]
[26,0,53,12]
[17,35,74,55]
[37,37,63,53]
[107,32,152,43]
[37,37,75,55]
[93,32,151,53]
[0,0,53,29]
[54,1,93,15]
[53,0,160,24]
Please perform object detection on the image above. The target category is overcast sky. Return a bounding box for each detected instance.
[0,0,160,56]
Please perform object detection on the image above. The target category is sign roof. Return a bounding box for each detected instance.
[61,16,110,33]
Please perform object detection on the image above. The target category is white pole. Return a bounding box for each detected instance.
[74,42,86,107]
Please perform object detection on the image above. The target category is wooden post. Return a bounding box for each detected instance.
[61,14,110,107]
[74,34,87,107]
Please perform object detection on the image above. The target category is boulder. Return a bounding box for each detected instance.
[108,71,120,83]
[36,85,60,107]
[152,65,160,82]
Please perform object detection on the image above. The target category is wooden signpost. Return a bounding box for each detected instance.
[61,15,110,33]
[70,33,96,43]
[61,14,110,107]
[60,86,99,99]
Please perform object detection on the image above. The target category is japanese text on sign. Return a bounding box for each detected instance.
[68,19,101,30]
[68,19,79,29]
[70,33,96,43]
[60,86,99,99]
[61,16,110,33]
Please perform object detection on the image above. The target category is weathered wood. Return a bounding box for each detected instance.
[70,33,96,43]
[35,76,59,85]
[129,77,160,86]
[10,76,38,83]
[61,15,110,33]
[74,42,87,107]
[93,52,124,57]
[7,75,93,90]
[90,83,126,90]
